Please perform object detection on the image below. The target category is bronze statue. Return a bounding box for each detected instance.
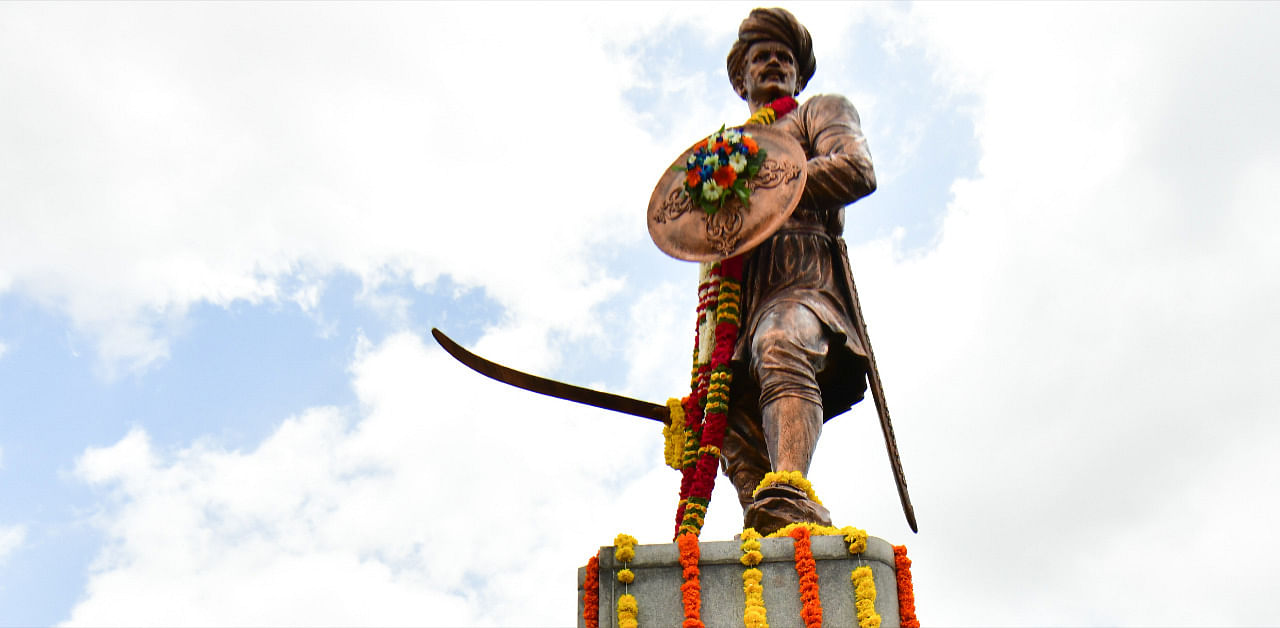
[715,7,879,535]
[434,7,915,537]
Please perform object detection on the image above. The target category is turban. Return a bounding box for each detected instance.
[726,7,816,99]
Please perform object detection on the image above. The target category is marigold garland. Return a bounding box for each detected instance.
[581,552,600,628]
[676,532,704,628]
[674,257,744,538]
[617,593,638,628]
[851,566,881,628]
[739,528,768,628]
[844,526,868,554]
[745,96,799,126]
[788,526,823,628]
[894,545,920,628]
[668,98,798,540]
[613,534,639,627]
[663,398,687,469]
[752,470,823,506]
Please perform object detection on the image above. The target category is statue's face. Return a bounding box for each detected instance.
[739,41,798,103]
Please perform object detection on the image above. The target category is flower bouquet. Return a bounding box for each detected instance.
[672,126,768,215]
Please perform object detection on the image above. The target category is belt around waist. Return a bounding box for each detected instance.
[772,225,832,238]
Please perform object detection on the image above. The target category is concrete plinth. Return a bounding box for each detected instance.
[577,534,901,627]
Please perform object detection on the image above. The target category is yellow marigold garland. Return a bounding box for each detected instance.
[617,594,638,628]
[752,471,823,505]
[851,566,881,628]
[614,533,639,628]
[663,398,687,469]
[745,105,777,126]
[844,526,868,554]
[739,528,768,628]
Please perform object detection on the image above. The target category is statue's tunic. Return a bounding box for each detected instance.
[732,93,876,419]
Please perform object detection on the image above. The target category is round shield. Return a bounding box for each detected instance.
[647,124,807,262]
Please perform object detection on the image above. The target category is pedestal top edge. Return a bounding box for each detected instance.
[589,534,896,570]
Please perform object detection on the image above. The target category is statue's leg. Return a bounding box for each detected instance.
[743,303,834,533]
[721,383,769,512]
[752,302,828,474]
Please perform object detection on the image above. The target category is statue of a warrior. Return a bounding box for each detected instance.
[717,7,877,535]
[435,7,910,538]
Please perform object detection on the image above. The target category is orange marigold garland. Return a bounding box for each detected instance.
[677,532,704,628]
[788,525,823,628]
[893,545,920,628]
[581,551,600,628]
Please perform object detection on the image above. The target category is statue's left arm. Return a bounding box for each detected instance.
[797,94,877,208]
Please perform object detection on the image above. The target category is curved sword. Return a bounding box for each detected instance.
[431,328,670,424]
[836,238,918,533]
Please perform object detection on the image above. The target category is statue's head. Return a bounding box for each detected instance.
[726,7,816,103]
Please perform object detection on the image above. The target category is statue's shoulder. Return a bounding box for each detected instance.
[799,93,861,124]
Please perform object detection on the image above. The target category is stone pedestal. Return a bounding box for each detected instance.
[577,534,901,627]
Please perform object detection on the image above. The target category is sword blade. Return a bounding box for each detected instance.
[837,239,919,533]
[431,328,670,424]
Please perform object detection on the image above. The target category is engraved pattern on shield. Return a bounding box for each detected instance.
[653,187,694,225]
[648,125,807,262]
[751,157,802,190]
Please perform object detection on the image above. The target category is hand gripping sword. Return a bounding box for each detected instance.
[432,325,917,533]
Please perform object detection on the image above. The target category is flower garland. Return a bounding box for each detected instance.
[851,566,881,628]
[581,551,600,628]
[893,545,920,628]
[735,523,883,627]
[662,398,687,469]
[739,528,768,628]
[674,256,744,538]
[788,525,823,628]
[752,470,824,506]
[745,96,799,126]
[667,97,799,540]
[762,522,867,554]
[614,534,638,628]
[677,532,704,628]
[672,267,714,535]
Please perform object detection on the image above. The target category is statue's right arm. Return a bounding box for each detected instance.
[798,94,877,208]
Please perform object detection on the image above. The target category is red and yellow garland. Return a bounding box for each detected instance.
[668,95,799,540]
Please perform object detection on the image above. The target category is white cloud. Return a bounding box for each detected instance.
[799,3,1280,625]
[0,4,767,374]
[0,524,25,566]
[37,3,1280,626]
[68,330,686,626]
[0,341,8,360]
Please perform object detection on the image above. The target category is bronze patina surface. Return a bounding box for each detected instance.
[648,124,806,262]
[435,7,916,537]
[711,7,915,534]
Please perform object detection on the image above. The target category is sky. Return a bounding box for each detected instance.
[1,2,1278,625]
